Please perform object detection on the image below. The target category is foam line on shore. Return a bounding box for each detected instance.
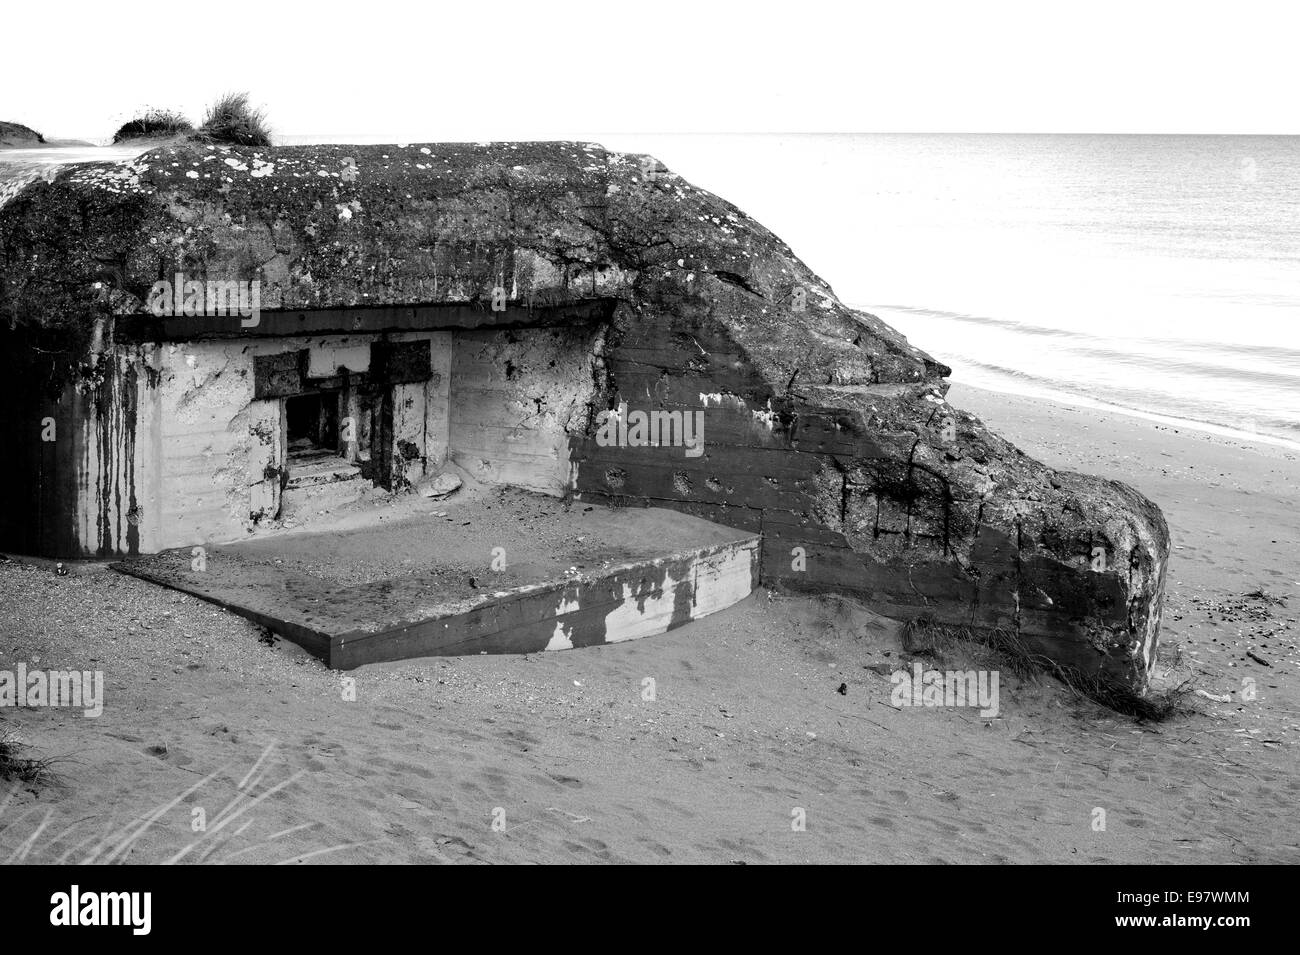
[949,375,1300,452]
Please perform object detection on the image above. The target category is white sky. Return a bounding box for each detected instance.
[3,0,1296,140]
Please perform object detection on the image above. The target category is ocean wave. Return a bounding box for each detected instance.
[868,304,1300,365]
[954,357,1300,446]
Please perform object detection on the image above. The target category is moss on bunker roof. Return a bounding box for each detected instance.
[0,139,940,388]
[8,140,619,202]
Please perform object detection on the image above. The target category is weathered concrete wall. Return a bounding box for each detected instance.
[73,330,459,553]
[396,330,451,476]
[155,338,255,548]
[62,321,601,551]
[71,336,158,556]
[448,325,601,495]
[569,301,1169,687]
[247,397,284,528]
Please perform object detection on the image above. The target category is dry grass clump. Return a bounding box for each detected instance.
[0,728,54,785]
[111,108,193,143]
[192,92,271,147]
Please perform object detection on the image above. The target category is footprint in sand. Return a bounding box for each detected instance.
[636,837,673,857]
[651,795,688,815]
[144,742,193,767]
[207,724,240,744]
[498,728,540,753]
[368,756,436,780]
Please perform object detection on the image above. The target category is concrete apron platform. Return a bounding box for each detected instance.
[110,491,759,668]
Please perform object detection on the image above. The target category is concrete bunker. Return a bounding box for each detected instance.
[30,303,612,554]
[0,140,1169,690]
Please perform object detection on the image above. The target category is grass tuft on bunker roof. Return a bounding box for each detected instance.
[191,92,271,148]
[112,108,194,144]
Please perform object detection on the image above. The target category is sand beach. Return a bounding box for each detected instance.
[1,383,1295,864]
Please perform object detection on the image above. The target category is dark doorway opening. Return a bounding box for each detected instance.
[283,388,360,492]
[286,391,340,461]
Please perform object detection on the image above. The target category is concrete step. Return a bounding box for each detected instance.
[286,453,362,489]
[110,493,759,667]
[280,475,370,520]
